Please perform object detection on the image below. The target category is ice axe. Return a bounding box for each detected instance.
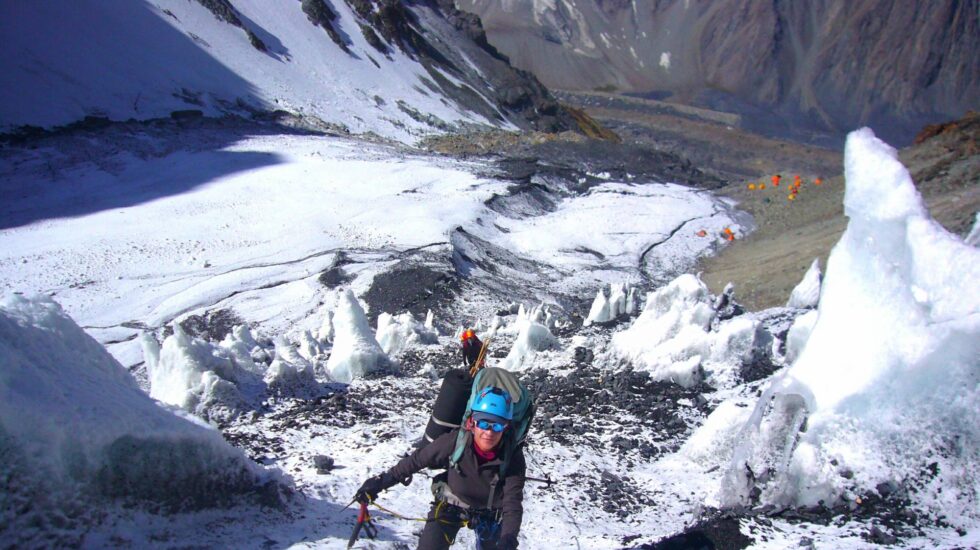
[469,336,492,378]
[526,475,556,487]
[347,501,378,548]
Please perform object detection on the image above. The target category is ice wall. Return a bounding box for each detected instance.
[500,303,559,371]
[786,259,822,309]
[584,282,636,325]
[721,129,980,528]
[143,323,266,422]
[326,289,387,383]
[0,295,275,546]
[376,311,438,357]
[611,274,763,389]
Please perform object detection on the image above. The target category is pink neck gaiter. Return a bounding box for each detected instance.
[473,440,497,462]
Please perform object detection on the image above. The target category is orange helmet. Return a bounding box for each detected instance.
[461,329,475,341]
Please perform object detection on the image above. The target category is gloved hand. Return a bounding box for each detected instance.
[354,474,390,504]
[497,534,518,550]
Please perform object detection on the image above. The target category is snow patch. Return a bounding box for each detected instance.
[786,258,822,309]
[966,212,980,246]
[681,400,754,469]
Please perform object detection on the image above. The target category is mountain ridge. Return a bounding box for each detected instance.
[456,0,979,146]
[0,0,580,143]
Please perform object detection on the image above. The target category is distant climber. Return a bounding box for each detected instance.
[355,383,528,550]
[461,328,484,370]
[772,174,782,187]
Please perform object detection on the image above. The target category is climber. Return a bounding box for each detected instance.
[460,328,483,370]
[355,385,526,550]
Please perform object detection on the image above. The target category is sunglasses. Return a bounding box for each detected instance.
[474,419,508,433]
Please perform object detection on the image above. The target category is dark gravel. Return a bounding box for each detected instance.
[362,257,459,326]
[522,365,715,462]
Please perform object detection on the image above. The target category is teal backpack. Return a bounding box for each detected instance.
[449,367,535,477]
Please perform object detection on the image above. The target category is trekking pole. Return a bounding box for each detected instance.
[525,447,582,549]
[347,501,378,548]
[469,337,492,378]
[525,475,556,487]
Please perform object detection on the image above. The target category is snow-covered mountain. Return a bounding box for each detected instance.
[0,0,574,142]
[3,123,977,548]
[1,2,978,549]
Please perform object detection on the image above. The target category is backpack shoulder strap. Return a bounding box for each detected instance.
[450,367,537,474]
[449,369,486,469]
[449,428,470,470]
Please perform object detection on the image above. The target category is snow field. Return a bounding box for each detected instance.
[1,126,977,548]
[0,1,505,142]
[0,131,737,369]
[0,134,506,345]
[493,182,740,291]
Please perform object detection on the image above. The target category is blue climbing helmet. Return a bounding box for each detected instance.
[451,368,535,476]
[470,386,513,421]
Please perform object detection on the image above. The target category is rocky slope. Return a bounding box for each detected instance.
[699,111,979,310]
[499,93,978,311]
[456,0,979,146]
[360,0,581,133]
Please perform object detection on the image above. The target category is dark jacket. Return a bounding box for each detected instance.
[461,335,483,368]
[385,429,526,540]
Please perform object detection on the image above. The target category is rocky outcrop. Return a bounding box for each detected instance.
[193,0,581,134]
[343,0,578,133]
[698,110,978,310]
[194,0,267,52]
[300,0,349,53]
[457,0,979,145]
[348,0,440,58]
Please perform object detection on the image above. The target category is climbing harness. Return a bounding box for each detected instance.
[355,498,504,547]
